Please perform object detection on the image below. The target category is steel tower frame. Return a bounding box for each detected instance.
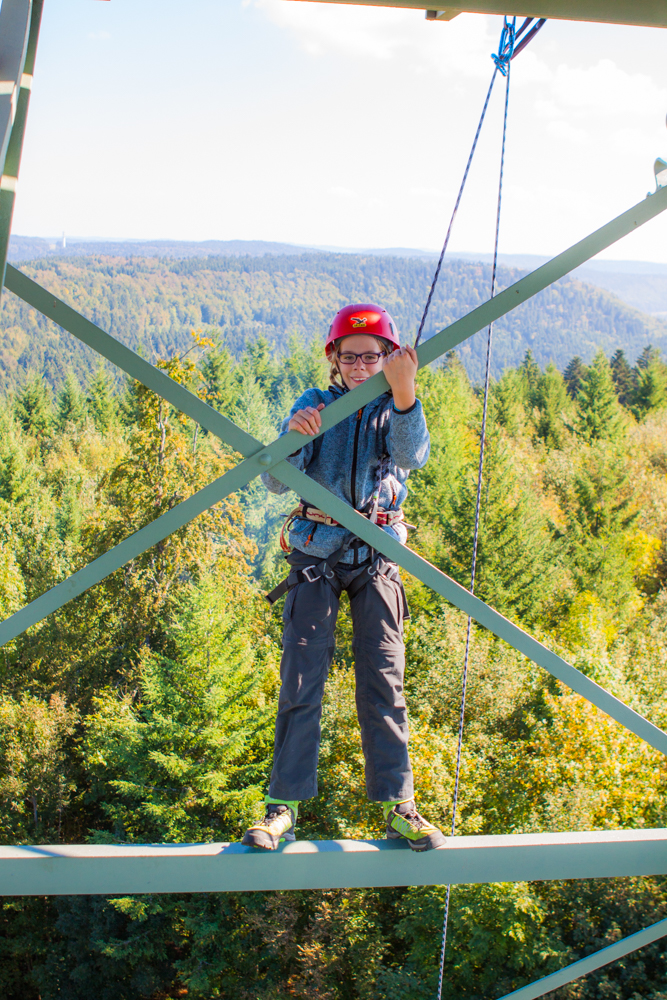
[0,2,667,997]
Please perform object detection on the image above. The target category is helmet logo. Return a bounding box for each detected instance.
[350,316,367,328]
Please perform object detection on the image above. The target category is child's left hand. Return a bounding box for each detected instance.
[383,345,418,411]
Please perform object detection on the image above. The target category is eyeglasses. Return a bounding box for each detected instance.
[337,351,386,366]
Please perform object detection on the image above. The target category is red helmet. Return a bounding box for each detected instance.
[325,303,400,359]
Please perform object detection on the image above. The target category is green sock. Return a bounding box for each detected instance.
[265,795,299,822]
[382,799,413,821]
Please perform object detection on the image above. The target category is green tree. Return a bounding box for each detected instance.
[636,344,661,370]
[530,362,570,448]
[575,349,624,442]
[610,348,635,405]
[493,367,529,437]
[519,349,540,394]
[14,374,52,436]
[631,360,667,419]
[563,355,586,400]
[86,365,117,433]
[437,445,556,623]
[549,444,652,621]
[56,372,87,431]
[199,339,238,417]
[0,694,78,842]
[82,579,277,844]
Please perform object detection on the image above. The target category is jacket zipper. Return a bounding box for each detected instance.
[350,408,363,510]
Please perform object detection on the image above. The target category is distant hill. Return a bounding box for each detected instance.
[453,251,667,317]
[10,236,667,318]
[7,236,318,261]
[1,251,666,394]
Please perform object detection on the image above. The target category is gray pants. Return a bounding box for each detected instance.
[269,552,414,803]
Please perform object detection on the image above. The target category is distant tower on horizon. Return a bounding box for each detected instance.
[61,231,66,249]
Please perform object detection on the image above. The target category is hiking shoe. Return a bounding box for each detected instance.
[383,799,447,852]
[242,801,297,850]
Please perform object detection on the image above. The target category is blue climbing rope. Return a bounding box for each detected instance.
[415,15,546,350]
[432,13,545,999]
[413,69,498,348]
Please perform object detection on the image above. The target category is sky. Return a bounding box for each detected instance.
[12,0,667,262]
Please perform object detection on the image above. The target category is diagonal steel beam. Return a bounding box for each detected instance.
[497,916,667,1000]
[3,188,667,756]
[0,449,295,645]
[0,0,44,291]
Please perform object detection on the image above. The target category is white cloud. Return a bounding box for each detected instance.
[551,58,667,118]
[255,1,498,79]
[329,185,357,198]
[547,119,587,144]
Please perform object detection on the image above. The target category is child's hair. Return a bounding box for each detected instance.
[328,336,393,387]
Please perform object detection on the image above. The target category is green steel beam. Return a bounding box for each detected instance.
[0,0,32,176]
[286,0,667,29]
[0,0,44,291]
[498,917,667,1000]
[0,828,665,896]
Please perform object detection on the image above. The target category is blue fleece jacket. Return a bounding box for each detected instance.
[261,382,430,564]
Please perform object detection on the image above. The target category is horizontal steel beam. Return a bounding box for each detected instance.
[284,0,667,29]
[1,829,666,896]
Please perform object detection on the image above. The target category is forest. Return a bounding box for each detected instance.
[1,251,667,393]
[0,325,667,999]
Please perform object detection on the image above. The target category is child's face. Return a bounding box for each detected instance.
[336,335,387,392]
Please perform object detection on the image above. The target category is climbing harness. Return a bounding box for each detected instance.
[270,443,413,602]
[265,543,347,605]
[266,542,410,618]
[417,17,547,1000]
[268,504,414,605]
[278,502,410,550]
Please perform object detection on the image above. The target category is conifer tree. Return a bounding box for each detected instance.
[631,360,667,419]
[492,368,527,438]
[82,579,276,843]
[550,445,643,617]
[563,356,586,399]
[87,365,117,433]
[575,350,624,442]
[531,362,570,449]
[635,344,661,370]
[200,342,237,417]
[610,349,635,405]
[438,444,555,623]
[14,374,53,436]
[519,349,540,393]
[56,371,87,431]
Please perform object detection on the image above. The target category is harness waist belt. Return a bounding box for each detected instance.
[292,503,411,529]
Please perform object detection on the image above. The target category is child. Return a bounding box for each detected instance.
[243,303,446,852]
